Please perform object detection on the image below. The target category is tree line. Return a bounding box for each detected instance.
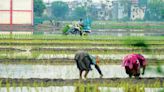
[34,0,164,21]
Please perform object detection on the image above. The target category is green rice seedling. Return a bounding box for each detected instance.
[156,65,164,75]
[152,81,161,88]
[26,83,31,92]
[6,80,10,92]
[12,80,17,91]
[19,81,23,92]
[33,81,39,92]
[0,80,2,91]
[123,84,145,92]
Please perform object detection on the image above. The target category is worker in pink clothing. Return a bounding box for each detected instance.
[122,54,147,78]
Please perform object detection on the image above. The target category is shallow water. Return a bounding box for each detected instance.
[1,29,164,36]
[0,86,163,92]
[38,54,164,60]
[91,31,164,36]
[0,64,163,79]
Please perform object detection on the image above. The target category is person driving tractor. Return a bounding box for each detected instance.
[62,17,92,36]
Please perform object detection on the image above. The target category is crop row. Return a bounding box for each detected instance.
[0,34,164,40]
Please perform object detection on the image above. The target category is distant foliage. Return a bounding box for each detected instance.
[145,0,164,21]
[51,1,69,20]
[34,0,46,17]
[72,6,87,20]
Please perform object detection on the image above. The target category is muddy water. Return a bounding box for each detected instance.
[1,29,164,36]
[91,31,164,36]
[0,87,163,92]
[38,54,164,60]
[43,29,164,36]
[0,64,163,79]
[91,29,164,36]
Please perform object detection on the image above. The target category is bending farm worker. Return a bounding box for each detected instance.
[74,51,103,80]
[122,53,147,78]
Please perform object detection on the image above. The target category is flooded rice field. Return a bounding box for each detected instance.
[43,29,164,36]
[0,64,163,79]
[1,28,163,36]
[37,54,164,60]
[0,86,163,92]
[91,29,164,36]
[0,32,163,91]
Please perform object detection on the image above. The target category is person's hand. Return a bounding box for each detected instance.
[100,74,103,78]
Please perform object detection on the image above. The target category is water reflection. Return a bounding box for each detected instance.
[1,29,164,36]
[0,64,163,79]
[91,29,164,36]
[0,86,124,92]
[0,86,75,92]
[0,87,163,92]
[145,88,164,92]
[75,86,125,92]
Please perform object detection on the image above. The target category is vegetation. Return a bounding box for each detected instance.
[72,6,87,20]
[0,79,163,92]
[34,0,46,17]
[0,35,163,65]
[43,0,164,21]
[51,1,69,20]
[145,0,164,21]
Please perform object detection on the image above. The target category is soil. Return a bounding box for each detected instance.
[0,58,163,65]
[0,77,163,87]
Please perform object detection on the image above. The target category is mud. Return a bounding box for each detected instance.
[0,42,163,47]
[0,77,163,87]
[0,58,163,65]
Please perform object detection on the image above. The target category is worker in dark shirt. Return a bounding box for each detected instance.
[74,51,103,79]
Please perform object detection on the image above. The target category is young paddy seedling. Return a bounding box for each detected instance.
[33,81,39,92]
[6,80,10,92]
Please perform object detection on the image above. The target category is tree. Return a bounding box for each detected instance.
[161,9,164,19]
[73,6,87,20]
[34,0,46,17]
[51,1,69,20]
[145,0,164,21]
[138,0,147,7]
[160,1,164,20]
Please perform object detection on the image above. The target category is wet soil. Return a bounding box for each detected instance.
[0,58,163,65]
[0,42,163,47]
[0,77,163,87]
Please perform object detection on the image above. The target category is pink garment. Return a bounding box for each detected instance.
[122,54,146,69]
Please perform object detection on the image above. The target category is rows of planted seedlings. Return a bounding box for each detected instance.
[0,78,163,92]
[0,51,163,65]
[0,35,163,64]
[0,78,163,86]
[0,45,164,57]
[0,34,164,40]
